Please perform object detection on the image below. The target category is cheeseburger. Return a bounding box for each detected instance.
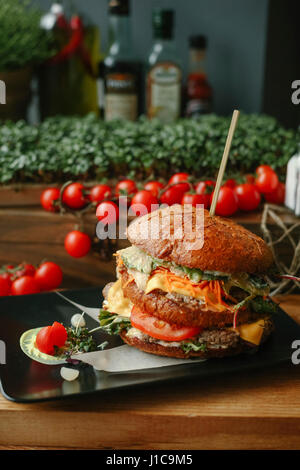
[99,205,277,359]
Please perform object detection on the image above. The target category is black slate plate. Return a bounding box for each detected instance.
[0,287,299,403]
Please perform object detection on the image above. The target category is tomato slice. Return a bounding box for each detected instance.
[131,306,202,342]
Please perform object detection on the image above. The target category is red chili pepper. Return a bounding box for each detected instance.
[50,15,84,64]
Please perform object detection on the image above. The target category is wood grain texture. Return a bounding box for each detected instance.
[0,295,299,450]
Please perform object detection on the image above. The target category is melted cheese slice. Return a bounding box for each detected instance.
[106,279,133,318]
[145,273,196,299]
[234,318,266,346]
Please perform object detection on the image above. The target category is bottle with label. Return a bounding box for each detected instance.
[103,0,142,121]
[185,35,213,117]
[146,9,182,123]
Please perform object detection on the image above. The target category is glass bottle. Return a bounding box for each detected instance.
[185,35,213,117]
[146,9,182,123]
[103,0,142,121]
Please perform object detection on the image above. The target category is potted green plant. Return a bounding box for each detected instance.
[0,0,53,121]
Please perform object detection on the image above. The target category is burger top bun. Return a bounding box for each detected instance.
[127,205,273,274]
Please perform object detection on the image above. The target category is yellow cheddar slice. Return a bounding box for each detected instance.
[234,318,266,345]
[145,273,205,300]
[106,279,133,318]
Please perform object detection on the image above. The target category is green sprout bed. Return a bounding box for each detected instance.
[0,113,298,184]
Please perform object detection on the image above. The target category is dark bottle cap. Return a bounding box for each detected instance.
[152,9,174,39]
[189,35,207,49]
[109,0,130,15]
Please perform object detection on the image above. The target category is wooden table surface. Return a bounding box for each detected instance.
[0,295,299,450]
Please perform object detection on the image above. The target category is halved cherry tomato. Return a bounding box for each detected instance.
[35,321,67,355]
[131,306,202,342]
[36,326,54,355]
[51,321,68,347]
[234,183,261,211]
[130,190,159,216]
[144,181,164,198]
[264,182,285,205]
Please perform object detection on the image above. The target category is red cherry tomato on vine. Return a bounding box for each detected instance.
[255,164,274,175]
[64,230,91,258]
[0,276,11,296]
[40,188,60,212]
[195,180,215,209]
[264,182,285,205]
[115,179,137,197]
[168,173,190,192]
[130,190,159,216]
[224,178,237,189]
[160,183,189,206]
[181,192,208,208]
[234,183,261,211]
[89,184,112,203]
[144,181,164,198]
[210,186,238,217]
[34,262,63,291]
[255,169,279,194]
[62,183,88,209]
[11,276,40,295]
[15,263,36,279]
[96,201,119,225]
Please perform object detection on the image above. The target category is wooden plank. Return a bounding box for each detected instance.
[0,295,299,449]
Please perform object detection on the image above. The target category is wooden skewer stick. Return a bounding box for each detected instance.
[209,109,240,217]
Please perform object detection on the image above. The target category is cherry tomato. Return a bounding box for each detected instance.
[131,306,202,341]
[168,173,190,192]
[34,262,63,291]
[51,321,67,348]
[144,181,164,198]
[130,190,159,216]
[64,230,91,258]
[181,192,208,208]
[40,188,60,212]
[256,164,274,175]
[89,184,112,203]
[255,169,279,194]
[195,180,215,209]
[62,183,88,209]
[210,186,238,217]
[160,183,189,206]
[11,276,40,295]
[234,183,261,211]
[36,326,55,355]
[96,201,119,225]
[0,276,11,296]
[264,182,285,205]
[115,179,137,197]
[36,322,67,355]
[15,263,36,279]
[224,178,237,189]
[245,174,255,184]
